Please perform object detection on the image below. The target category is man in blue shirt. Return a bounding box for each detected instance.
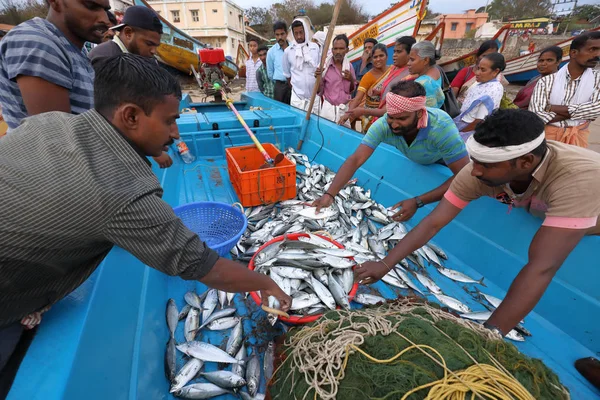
[314,80,469,221]
[0,0,110,131]
[267,20,291,104]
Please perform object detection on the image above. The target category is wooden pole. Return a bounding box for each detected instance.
[296,0,344,151]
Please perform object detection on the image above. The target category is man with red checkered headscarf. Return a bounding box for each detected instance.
[313,80,469,222]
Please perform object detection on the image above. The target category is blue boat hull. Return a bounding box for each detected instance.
[8,93,600,399]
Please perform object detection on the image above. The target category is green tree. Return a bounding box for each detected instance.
[572,4,600,21]
[485,0,552,20]
[0,0,47,25]
[245,6,273,38]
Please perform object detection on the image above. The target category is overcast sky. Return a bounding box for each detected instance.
[234,0,597,17]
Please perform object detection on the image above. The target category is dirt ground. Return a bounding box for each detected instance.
[181,77,600,153]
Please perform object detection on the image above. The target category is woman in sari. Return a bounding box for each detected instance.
[453,53,506,141]
[451,40,509,105]
[338,36,416,127]
[338,43,390,132]
[513,46,562,109]
[407,41,444,108]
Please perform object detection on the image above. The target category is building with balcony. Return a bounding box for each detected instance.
[147,0,246,57]
[437,9,488,39]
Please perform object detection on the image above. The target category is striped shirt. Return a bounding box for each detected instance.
[0,18,94,130]
[529,68,600,128]
[0,110,219,327]
[245,57,261,92]
[362,108,468,165]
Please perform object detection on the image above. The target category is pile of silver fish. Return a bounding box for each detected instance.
[230,148,530,342]
[165,289,271,399]
[253,233,356,320]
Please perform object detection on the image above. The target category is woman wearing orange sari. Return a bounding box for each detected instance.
[338,37,416,129]
[338,43,390,132]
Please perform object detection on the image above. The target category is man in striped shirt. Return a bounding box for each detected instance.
[257,45,275,98]
[0,0,111,130]
[313,81,469,221]
[529,31,600,148]
[0,55,291,380]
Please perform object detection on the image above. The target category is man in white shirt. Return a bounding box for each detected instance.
[245,38,261,92]
[282,18,320,113]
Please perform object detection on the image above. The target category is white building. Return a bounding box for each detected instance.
[147,0,246,57]
[109,0,134,15]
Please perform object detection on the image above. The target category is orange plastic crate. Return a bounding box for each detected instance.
[225,144,297,207]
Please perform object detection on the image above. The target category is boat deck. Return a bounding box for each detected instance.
[7,94,600,399]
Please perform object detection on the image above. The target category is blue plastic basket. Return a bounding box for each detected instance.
[173,202,248,257]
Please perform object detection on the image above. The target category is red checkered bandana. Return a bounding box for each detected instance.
[385,93,428,129]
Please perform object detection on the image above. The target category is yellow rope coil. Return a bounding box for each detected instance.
[344,341,535,400]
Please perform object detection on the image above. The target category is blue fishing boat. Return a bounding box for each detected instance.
[6,93,600,399]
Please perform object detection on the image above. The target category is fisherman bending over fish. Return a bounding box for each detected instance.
[313,80,469,221]
[355,109,600,344]
[0,55,291,382]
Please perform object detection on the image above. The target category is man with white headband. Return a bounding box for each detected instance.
[313,80,469,221]
[355,109,600,341]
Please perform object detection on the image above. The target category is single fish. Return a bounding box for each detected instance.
[246,355,261,396]
[434,294,472,313]
[309,275,336,310]
[481,292,503,308]
[176,341,240,364]
[184,291,203,309]
[218,290,227,309]
[291,293,321,310]
[198,308,236,330]
[226,319,244,356]
[314,247,355,257]
[328,271,351,310]
[264,341,275,382]
[178,304,192,321]
[202,289,218,323]
[170,358,203,393]
[206,317,241,331]
[381,269,408,289]
[200,371,246,389]
[298,206,338,220]
[175,383,232,399]
[414,272,443,294]
[460,311,492,321]
[427,242,448,259]
[506,329,525,342]
[270,266,311,280]
[437,266,483,285]
[394,266,424,295]
[226,292,235,306]
[354,293,386,305]
[184,308,200,342]
[165,337,177,383]
[232,343,246,377]
[166,299,178,338]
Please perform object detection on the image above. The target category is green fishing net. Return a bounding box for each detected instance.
[270,300,569,400]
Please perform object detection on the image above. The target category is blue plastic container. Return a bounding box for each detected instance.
[173,201,247,257]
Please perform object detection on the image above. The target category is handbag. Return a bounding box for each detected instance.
[437,66,461,118]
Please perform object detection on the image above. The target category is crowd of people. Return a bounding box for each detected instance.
[246,20,600,150]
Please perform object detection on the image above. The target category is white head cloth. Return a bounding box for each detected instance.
[466,132,545,163]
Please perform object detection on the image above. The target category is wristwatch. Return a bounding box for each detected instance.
[545,104,552,112]
[414,197,424,209]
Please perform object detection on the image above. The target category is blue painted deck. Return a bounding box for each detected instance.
[8,93,600,399]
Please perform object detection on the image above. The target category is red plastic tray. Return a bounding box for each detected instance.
[248,233,359,324]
